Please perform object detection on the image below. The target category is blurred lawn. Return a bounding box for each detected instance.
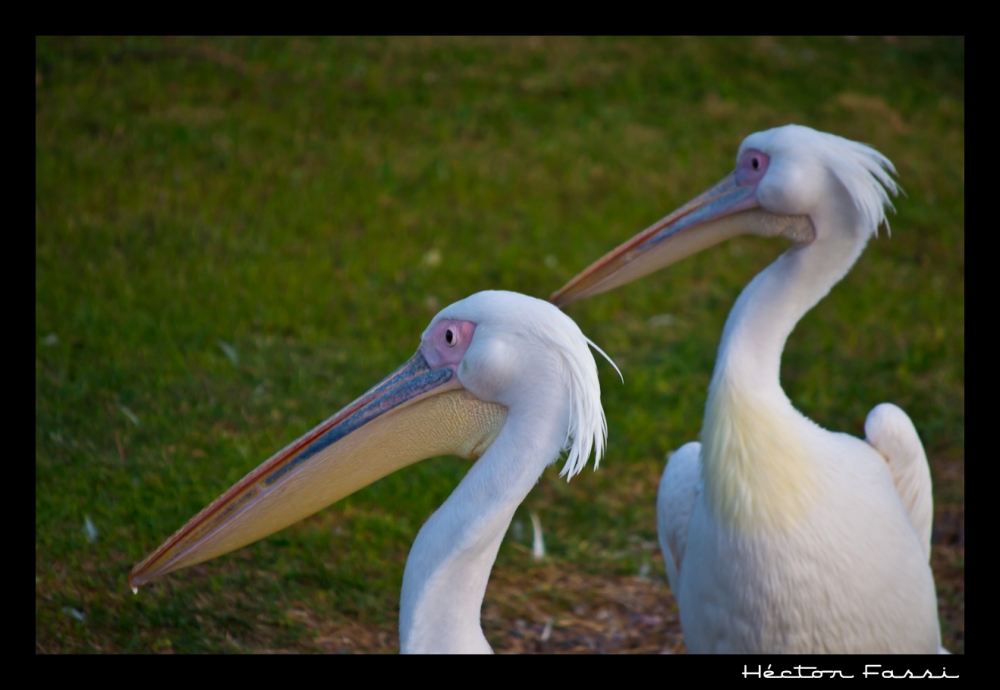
[35,36,964,653]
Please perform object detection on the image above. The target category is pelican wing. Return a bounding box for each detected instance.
[656,442,703,592]
[864,403,933,561]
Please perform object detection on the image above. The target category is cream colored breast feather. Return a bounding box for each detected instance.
[700,375,820,534]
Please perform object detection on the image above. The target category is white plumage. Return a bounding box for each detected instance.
[398,291,613,652]
[131,290,612,654]
[553,125,945,653]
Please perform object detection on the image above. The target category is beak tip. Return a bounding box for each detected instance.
[130,558,158,590]
[548,287,577,308]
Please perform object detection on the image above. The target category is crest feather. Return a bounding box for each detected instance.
[820,131,902,237]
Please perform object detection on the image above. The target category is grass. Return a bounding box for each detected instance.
[36,36,964,653]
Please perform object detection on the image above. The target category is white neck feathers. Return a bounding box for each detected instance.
[398,404,568,653]
[701,207,870,534]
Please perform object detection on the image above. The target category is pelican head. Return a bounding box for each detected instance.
[429,290,612,478]
[551,124,900,306]
[130,290,610,589]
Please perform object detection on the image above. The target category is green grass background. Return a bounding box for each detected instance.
[36,36,964,653]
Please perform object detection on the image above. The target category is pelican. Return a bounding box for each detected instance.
[131,290,614,653]
[551,125,945,653]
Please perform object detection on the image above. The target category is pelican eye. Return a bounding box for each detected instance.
[445,328,455,346]
[751,156,760,171]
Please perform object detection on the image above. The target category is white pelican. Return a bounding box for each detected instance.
[551,125,945,653]
[131,290,613,653]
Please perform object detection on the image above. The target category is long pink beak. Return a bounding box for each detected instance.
[550,172,814,307]
[131,351,506,589]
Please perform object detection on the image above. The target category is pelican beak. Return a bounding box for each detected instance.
[130,352,507,588]
[550,172,815,307]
